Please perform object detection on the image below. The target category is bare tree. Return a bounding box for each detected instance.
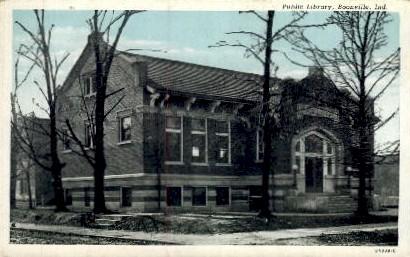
[65,10,140,213]
[11,45,36,208]
[287,11,400,216]
[210,11,309,218]
[14,10,70,212]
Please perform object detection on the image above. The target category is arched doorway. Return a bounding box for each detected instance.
[293,130,337,193]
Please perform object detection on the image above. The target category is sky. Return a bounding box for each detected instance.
[12,10,400,151]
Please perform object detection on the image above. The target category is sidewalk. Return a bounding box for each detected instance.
[12,222,398,245]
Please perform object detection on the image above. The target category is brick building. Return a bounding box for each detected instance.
[14,115,54,208]
[57,38,369,213]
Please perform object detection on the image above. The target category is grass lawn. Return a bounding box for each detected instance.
[11,209,398,234]
[275,229,398,246]
[10,229,163,245]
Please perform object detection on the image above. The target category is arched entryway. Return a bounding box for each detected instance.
[292,128,341,193]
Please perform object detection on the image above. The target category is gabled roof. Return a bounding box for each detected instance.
[121,52,276,103]
[58,39,277,103]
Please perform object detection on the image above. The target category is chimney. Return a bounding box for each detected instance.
[87,32,104,45]
[308,66,324,77]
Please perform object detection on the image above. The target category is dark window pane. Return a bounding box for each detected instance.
[65,189,72,205]
[84,77,91,95]
[295,141,301,152]
[216,136,229,163]
[166,187,182,206]
[192,187,206,206]
[120,116,132,142]
[85,124,94,148]
[166,116,181,129]
[215,121,228,134]
[216,187,229,206]
[327,142,333,154]
[122,188,132,207]
[84,188,90,207]
[165,132,181,162]
[192,134,206,163]
[327,159,333,175]
[305,134,323,153]
[191,118,205,131]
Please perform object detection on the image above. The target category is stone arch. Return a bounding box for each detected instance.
[291,126,345,193]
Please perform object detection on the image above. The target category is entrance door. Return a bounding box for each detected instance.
[305,157,323,193]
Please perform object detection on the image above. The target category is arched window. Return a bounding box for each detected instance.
[293,131,336,176]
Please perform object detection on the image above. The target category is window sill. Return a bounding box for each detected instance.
[191,162,208,166]
[84,147,94,151]
[165,161,185,165]
[62,149,72,154]
[254,160,263,163]
[117,140,132,146]
[215,163,232,167]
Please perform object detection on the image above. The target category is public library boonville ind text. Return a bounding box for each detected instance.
[282,3,387,11]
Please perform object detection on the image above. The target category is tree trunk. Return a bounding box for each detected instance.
[50,105,67,212]
[10,96,18,209]
[259,10,274,218]
[92,31,108,213]
[26,170,33,209]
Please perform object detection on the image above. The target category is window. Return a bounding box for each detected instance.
[256,128,264,161]
[83,75,96,96]
[215,120,230,164]
[165,116,183,163]
[166,187,182,206]
[65,189,72,206]
[216,187,230,206]
[305,134,323,153]
[62,129,71,151]
[84,123,94,148]
[84,188,90,207]
[121,187,132,207]
[192,187,207,206]
[119,116,132,142]
[191,118,207,164]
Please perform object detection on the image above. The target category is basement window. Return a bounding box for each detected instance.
[166,187,182,207]
[216,187,230,206]
[121,187,132,207]
[192,187,207,206]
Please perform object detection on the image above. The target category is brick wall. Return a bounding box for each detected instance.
[57,48,144,178]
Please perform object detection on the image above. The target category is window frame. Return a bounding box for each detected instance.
[118,115,132,144]
[191,118,208,165]
[164,116,184,165]
[166,186,183,207]
[84,123,95,150]
[83,75,96,96]
[191,186,207,207]
[215,186,231,206]
[215,120,231,166]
